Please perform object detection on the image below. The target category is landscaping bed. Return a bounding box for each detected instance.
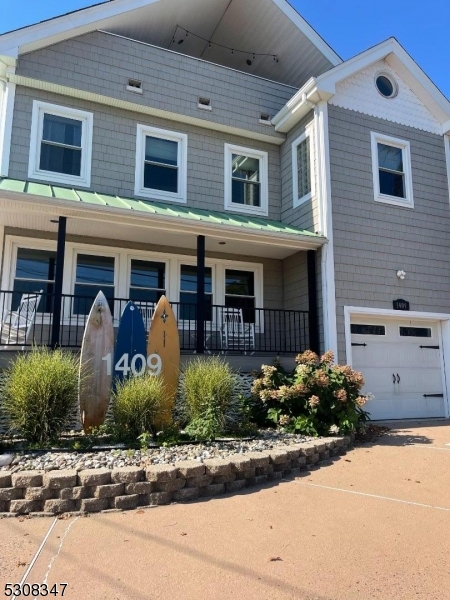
[0,435,354,516]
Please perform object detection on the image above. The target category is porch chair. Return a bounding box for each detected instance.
[220,307,255,354]
[135,302,155,330]
[0,291,43,350]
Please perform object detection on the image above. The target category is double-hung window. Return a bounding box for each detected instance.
[292,126,314,207]
[179,265,213,321]
[225,269,255,323]
[135,124,187,203]
[129,259,166,304]
[371,132,413,207]
[73,254,115,315]
[224,144,268,216]
[28,101,93,187]
[12,248,57,313]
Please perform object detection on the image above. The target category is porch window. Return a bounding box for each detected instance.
[28,101,93,187]
[225,269,255,322]
[74,254,115,315]
[135,124,187,203]
[12,248,57,312]
[129,259,166,304]
[224,144,268,216]
[179,265,213,321]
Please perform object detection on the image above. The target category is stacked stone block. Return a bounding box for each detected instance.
[0,435,353,516]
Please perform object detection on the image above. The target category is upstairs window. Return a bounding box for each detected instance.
[292,126,314,207]
[224,144,268,216]
[29,101,93,187]
[135,124,187,203]
[371,132,413,208]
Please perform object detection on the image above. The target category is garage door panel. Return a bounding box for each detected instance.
[351,317,446,420]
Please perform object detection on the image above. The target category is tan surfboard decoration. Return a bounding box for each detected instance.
[79,291,114,432]
[147,295,180,428]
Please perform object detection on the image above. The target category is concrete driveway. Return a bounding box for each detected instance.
[1,421,450,600]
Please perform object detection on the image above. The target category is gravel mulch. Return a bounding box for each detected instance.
[0,431,315,472]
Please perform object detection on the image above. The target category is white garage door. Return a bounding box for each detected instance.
[350,316,446,420]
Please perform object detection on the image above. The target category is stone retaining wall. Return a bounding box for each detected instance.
[0,436,353,516]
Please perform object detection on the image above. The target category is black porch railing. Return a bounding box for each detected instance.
[0,291,310,355]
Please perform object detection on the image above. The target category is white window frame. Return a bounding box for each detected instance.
[224,143,269,216]
[134,124,188,203]
[370,132,414,208]
[28,100,93,187]
[292,124,315,208]
[2,236,264,330]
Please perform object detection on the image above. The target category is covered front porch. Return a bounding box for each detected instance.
[0,179,326,364]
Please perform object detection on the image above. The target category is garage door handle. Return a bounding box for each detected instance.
[423,394,444,398]
[393,374,396,384]
[397,373,400,384]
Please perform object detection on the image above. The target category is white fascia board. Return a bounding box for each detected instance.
[0,192,327,251]
[275,37,450,135]
[271,0,341,67]
[0,0,159,55]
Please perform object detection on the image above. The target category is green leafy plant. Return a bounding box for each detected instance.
[111,374,167,440]
[137,431,152,450]
[181,357,240,440]
[252,350,370,436]
[2,347,79,446]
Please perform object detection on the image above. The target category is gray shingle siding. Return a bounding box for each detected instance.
[280,110,320,233]
[9,87,282,220]
[16,31,295,139]
[328,105,450,361]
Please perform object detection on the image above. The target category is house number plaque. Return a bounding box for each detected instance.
[393,299,410,311]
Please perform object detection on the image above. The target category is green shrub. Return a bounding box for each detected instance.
[251,350,370,436]
[111,374,166,439]
[181,357,240,440]
[2,347,79,445]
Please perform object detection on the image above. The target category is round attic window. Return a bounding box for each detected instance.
[375,73,398,98]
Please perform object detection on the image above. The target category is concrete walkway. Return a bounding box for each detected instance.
[1,422,450,600]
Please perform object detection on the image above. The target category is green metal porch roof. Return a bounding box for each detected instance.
[0,178,321,239]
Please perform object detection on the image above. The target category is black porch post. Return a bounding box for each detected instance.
[196,235,206,354]
[50,217,67,349]
[307,250,320,354]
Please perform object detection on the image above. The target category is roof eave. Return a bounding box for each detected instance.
[0,190,326,251]
[274,37,450,135]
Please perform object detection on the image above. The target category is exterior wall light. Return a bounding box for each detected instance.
[396,270,406,280]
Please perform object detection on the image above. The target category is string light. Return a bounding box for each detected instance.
[169,25,278,64]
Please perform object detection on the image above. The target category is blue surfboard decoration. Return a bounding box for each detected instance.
[113,301,147,386]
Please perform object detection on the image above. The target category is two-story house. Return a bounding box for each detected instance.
[0,0,449,422]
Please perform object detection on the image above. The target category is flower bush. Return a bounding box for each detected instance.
[251,350,370,436]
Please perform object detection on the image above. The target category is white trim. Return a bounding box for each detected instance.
[445,135,450,206]
[370,132,414,208]
[271,0,341,66]
[315,101,338,358]
[273,38,450,134]
[224,143,269,217]
[292,123,315,208]
[8,74,285,146]
[0,78,15,177]
[28,100,93,187]
[0,0,340,68]
[344,305,450,419]
[374,70,398,99]
[134,123,188,203]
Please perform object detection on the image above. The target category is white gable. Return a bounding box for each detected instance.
[329,59,442,135]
